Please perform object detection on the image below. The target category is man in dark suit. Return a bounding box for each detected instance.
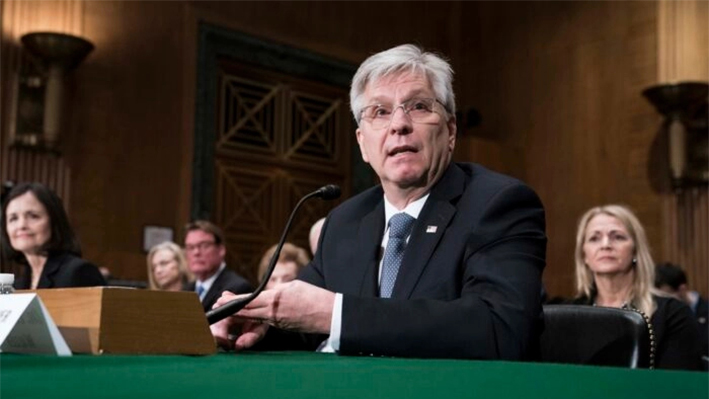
[211,44,546,360]
[656,262,709,365]
[183,220,252,312]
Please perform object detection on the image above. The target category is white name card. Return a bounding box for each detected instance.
[0,293,71,356]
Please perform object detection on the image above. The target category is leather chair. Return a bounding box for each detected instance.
[539,305,653,368]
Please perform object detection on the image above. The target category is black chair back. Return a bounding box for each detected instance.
[540,305,652,368]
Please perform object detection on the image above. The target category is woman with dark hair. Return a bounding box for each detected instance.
[1,182,105,289]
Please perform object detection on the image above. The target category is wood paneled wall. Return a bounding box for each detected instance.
[2,1,464,281]
[0,0,85,246]
[1,1,706,294]
[664,191,709,295]
[456,1,707,298]
[657,0,709,296]
[658,0,708,81]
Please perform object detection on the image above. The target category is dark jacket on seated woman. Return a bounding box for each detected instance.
[15,252,106,289]
[573,294,702,370]
[1,182,106,291]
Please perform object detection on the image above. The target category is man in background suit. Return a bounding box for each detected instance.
[184,220,252,312]
[656,262,709,365]
[212,44,546,359]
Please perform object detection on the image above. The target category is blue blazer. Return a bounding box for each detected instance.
[300,162,547,359]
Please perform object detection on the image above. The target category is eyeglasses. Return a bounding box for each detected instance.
[359,97,448,130]
[184,241,216,253]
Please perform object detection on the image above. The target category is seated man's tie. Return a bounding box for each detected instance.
[380,213,416,298]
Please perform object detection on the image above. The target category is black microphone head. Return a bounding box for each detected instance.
[317,184,341,200]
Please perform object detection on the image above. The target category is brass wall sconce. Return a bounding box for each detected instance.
[12,32,94,152]
[643,82,709,192]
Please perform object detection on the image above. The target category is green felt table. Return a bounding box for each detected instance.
[1,351,706,399]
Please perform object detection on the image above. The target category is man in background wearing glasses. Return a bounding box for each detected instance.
[184,220,252,312]
[212,44,547,360]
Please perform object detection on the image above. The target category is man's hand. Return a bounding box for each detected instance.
[237,280,335,334]
[210,291,270,351]
[209,281,335,351]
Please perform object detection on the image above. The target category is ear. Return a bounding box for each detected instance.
[447,115,457,153]
[356,128,370,163]
[218,244,226,259]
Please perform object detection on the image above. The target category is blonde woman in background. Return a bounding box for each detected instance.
[572,204,701,370]
[147,241,192,291]
[258,242,310,289]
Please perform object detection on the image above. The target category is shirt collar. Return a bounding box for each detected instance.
[688,291,700,314]
[197,262,226,293]
[383,193,429,229]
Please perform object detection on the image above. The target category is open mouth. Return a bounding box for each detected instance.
[388,145,418,157]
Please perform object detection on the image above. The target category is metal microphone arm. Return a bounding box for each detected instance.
[205,185,340,325]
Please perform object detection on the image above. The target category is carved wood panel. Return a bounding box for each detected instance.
[213,59,351,283]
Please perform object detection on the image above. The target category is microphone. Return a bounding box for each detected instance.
[315,184,341,200]
[206,184,341,325]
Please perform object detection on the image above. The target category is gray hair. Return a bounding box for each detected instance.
[350,44,456,124]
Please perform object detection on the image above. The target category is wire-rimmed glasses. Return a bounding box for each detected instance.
[359,97,448,129]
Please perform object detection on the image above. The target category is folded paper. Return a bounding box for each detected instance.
[0,293,71,356]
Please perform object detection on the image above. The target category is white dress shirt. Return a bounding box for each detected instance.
[320,193,429,353]
[196,262,226,302]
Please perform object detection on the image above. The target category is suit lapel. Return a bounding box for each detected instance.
[354,200,385,297]
[202,270,225,307]
[392,164,466,299]
[38,253,64,288]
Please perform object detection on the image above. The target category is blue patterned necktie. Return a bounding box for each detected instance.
[380,213,416,298]
[196,283,205,299]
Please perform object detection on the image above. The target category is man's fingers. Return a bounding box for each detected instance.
[214,291,253,308]
[211,324,234,350]
[235,290,274,321]
[240,290,273,309]
[236,306,262,318]
[231,281,333,333]
[234,333,259,351]
[213,291,236,307]
[234,322,269,351]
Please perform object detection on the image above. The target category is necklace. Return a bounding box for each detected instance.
[622,304,656,370]
[591,300,656,369]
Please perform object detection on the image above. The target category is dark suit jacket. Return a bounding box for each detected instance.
[15,252,106,289]
[693,295,708,361]
[186,267,252,312]
[299,162,547,360]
